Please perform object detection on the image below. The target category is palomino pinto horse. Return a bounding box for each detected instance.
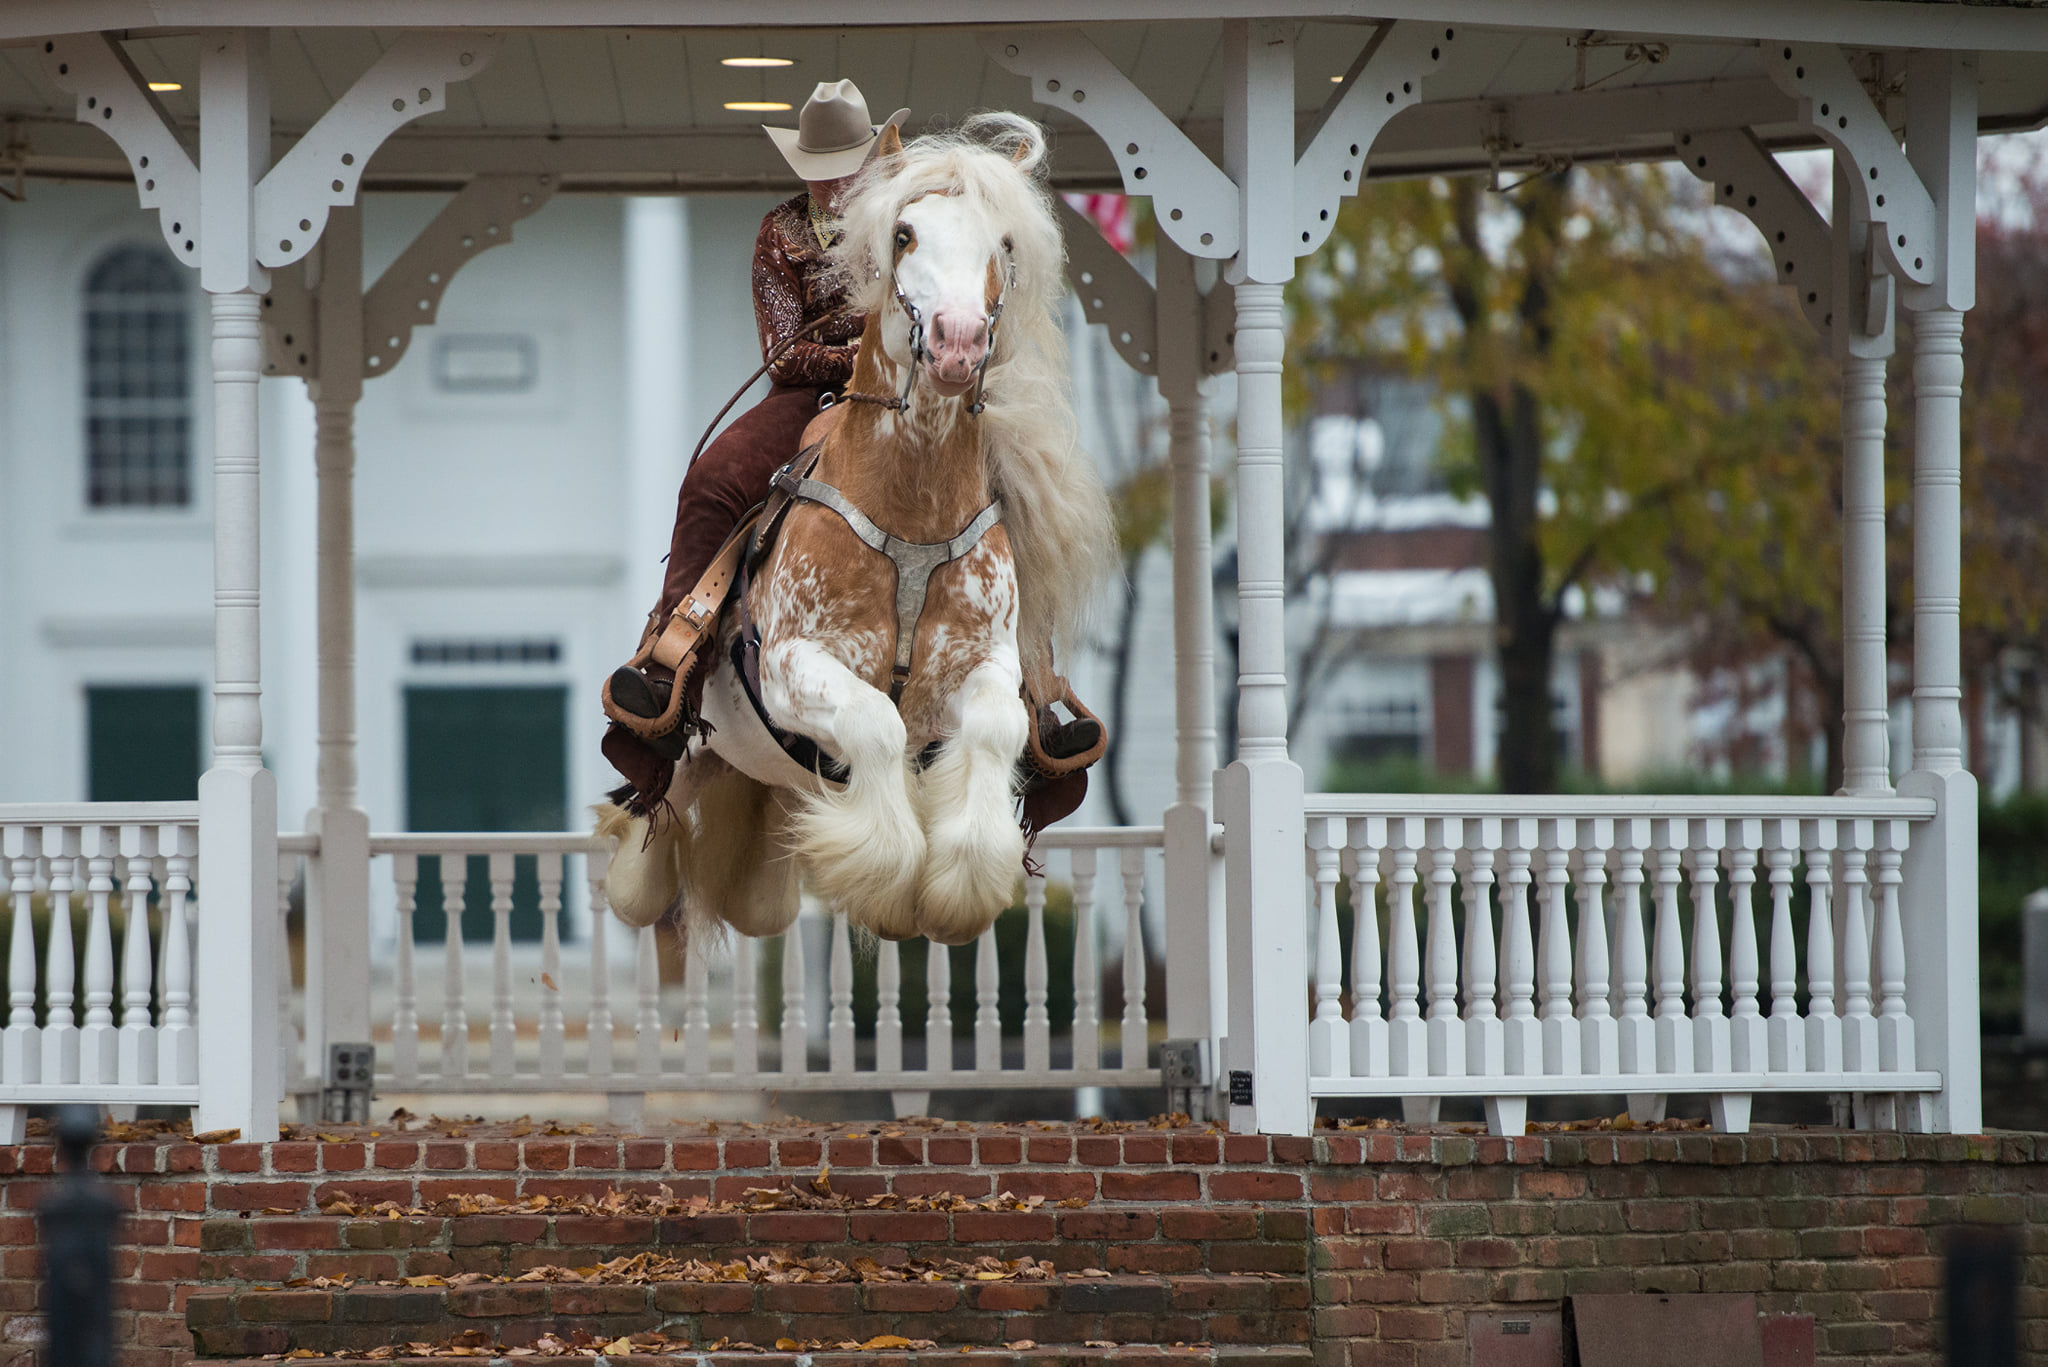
[600,114,1117,949]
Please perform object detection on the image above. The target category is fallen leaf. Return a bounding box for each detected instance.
[541,972,558,991]
[861,1335,915,1350]
[810,1163,832,1196]
[192,1128,241,1145]
[1006,1341,1037,1351]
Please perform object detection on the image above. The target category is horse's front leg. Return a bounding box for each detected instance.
[762,637,925,939]
[915,656,1029,945]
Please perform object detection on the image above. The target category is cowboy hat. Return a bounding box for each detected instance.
[764,79,910,181]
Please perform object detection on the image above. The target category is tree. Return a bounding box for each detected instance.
[1292,167,1837,792]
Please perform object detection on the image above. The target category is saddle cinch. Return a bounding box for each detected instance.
[601,444,1106,788]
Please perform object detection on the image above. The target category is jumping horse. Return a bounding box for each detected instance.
[598,114,1118,949]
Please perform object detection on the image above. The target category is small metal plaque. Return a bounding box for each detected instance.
[1469,1310,1562,1367]
[1228,1070,1254,1105]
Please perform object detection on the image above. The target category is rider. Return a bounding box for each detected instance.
[603,79,1100,815]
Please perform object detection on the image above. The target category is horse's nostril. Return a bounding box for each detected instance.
[932,318,947,345]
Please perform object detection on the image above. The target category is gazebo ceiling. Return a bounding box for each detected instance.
[4,17,2048,194]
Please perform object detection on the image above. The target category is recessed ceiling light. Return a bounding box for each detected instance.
[725,101,793,112]
[148,81,182,92]
[721,57,794,68]
[1330,74,1344,83]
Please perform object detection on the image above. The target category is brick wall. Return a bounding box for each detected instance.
[0,1123,2041,1366]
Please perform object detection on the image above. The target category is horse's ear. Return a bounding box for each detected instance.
[1010,137,1033,165]
[877,122,904,160]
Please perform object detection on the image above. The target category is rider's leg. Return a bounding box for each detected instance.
[917,655,1030,945]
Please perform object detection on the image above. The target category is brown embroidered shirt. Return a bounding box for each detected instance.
[753,192,863,389]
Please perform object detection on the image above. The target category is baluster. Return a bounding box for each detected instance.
[537,854,566,1083]
[1461,818,1502,1078]
[1307,819,1348,1078]
[1839,820,1879,1073]
[1613,820,1654,1075]
[780,910,809,1074]
[682,922,712,1077]
[732,936,759,1075]
[1499,820,1540,1076]
[585,850,615,1079]
[1070,847,1099,1071]
[1802,819,1843,1073]
[1727,821,1767,1074]
[278,858,297,1097]
[4,826,42,1085]
[116,829,159,1085]
[155,828,197,1086]
[79,826,119,1085]
[877,938,904,1073]
[1874,820,1915,1074]
[1120,846,1148,1072]
[1689,821,1731,1074]
[1537,819,1580,1076]
[1346,817,1388,1077]
[392,852,421,1086]
[1649,819,1692,1076]
[489,853,518,1078]
[832,910,858,1075]
[975,923,1003,1073]
[1385,819,1425,1077]
[1574,822,1618,1076]
[41,827,80,1084]
[1423,818,1464,1077]
[925,933,953,1075]
[1763,821,1805,1073]
[440,855,469,1079]
[634,924,662,1078]
[1022,873,1050,1074]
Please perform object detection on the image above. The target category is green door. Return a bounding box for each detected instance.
[87,685,202,801]
[404,686,567,942]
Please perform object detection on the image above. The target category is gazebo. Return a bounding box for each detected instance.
[0,1,2034,1142]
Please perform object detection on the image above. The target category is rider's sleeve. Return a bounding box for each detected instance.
[753,209,859,389]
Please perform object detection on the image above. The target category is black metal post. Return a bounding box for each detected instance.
[1947,1225,2019,1367]
[39,1105,116,1367]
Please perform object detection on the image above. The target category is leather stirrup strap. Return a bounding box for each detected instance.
[601,509,761,740]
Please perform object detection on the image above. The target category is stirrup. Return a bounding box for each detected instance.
[1023,680,1107,779]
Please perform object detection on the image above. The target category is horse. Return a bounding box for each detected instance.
[597,113,1117,950]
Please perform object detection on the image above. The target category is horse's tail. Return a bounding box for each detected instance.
[594,759,801,943]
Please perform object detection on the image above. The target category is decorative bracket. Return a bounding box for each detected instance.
[1675,128,1834,335]
[262,174,555,381]
[43,31,496,278]
[255,33,500,270]
[40,34,202,266]
[1761,41,1938,289]
[982,28,1241,261]
[1293,21,1456,257]
[1058,197,1159,375]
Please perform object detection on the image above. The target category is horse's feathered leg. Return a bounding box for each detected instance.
[763,637,925,939]
[915,657,1029,945]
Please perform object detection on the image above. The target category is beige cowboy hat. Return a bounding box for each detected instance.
[764,79,910,181]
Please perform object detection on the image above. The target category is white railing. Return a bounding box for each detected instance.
[280,826,1163,1116]
[1299,795,1942,1136]
[0,803,204,1139]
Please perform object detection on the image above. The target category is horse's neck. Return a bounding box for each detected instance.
[824,319,990,538]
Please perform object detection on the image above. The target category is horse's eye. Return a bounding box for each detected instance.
[1001,235,1014,254]
[893,224,914,250]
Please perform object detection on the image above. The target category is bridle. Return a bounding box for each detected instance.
[840,238,1015,417]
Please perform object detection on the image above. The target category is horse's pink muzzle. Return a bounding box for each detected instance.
[926,308,990,386]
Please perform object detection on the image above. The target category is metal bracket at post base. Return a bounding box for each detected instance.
[1160,1037,1212,1119]
[323,1042,374,1124]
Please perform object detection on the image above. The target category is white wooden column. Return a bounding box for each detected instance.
[302,204,370,1097]
[1158,240,1226,1061]
[195,29,281,1139]
[625,197,691,615]
[1216,18,1311,1137]
[1898,50,1980,1134]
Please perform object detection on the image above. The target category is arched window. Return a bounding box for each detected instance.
[82,244,192,507]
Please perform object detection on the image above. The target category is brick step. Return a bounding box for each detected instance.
[193,1208,1306,1284]
[200,1348,1317,1367]
[185,1273,1311,1359]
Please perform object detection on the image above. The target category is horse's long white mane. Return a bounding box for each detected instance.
[831,112,1119,668]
